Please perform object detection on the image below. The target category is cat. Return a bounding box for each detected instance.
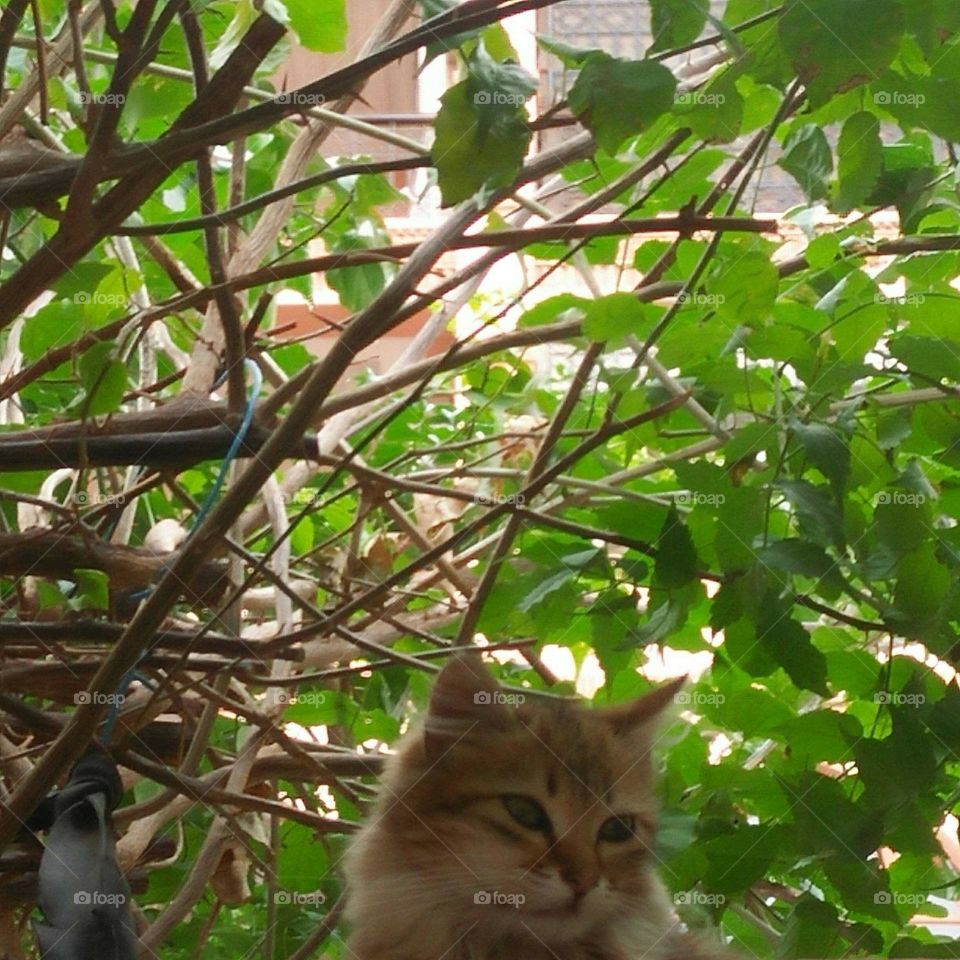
[343,654,725,960]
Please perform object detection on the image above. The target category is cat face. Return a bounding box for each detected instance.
[366,656,683,950]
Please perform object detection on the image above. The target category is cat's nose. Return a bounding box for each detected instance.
[562,869,598,899]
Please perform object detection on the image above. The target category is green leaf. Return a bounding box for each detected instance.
[779,710,862,765]
[677,69,744,143]
[581,293,658,343]
[778,124,832,201]
[875,498,931,557]
[568,54,677,154]
[289,516,314,556]
[526,234,620,264]
[51,263,113,301]
[591,600,636,683]
[725,421,778,464]
[872,63,960,145]
[432,47,535,206]
[778,773,881,859]
[832,302,889,362]
[826,649,881,698]
[420,1,516,63]
[777,479,844,548]
[833,111,882,213]
[654,508,700,589]
[284,0,346,52]
[21,300,86,362]
[708,252,779,325]
[36,580,67,612]
[864,134,940,230]
[905,0,960,53]
[517,568,576,613]
[890,335,960,382]
[739,76,782,132]
[629,588,695,646]
[760,539,835,578]
[650,0,709,52]
[894,542,950,624]
[517,547,602,614]
[73,568,110,611]
[327,229,393,312]
[724,614,777,676]
[78,342,127,416]
[702,825,782,895]
[779,0,905,107]
[655,809,699,863]
[283,687,352,726]
[778,894,841,960]
[927,686,960,755]
[876,410,913,451]
[537,35,600,68]
[518,294,589,328]
[724,0,791,87]
[854,713,937,809]
[805,233,841,270]
[714,487,764,574]
[472,24,518,63]
[790,421,850,497]
[756,599,829,694]
[210,1,258,69]
[714,686,794,735]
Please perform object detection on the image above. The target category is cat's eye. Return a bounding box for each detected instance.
[502,795,551,833]
[598,815,635,843]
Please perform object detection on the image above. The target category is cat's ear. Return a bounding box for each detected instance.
[423,655,513,761]
[603,676,686,736]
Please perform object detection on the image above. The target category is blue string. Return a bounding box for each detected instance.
[190,359,263,533]
[100,669,157,743]
[99,359,263,742]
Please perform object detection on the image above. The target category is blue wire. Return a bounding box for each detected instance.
[100,667,145,743]
[190,359,263,533]
[99,359,264,742]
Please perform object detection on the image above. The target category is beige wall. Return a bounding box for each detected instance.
[276,0,419,159]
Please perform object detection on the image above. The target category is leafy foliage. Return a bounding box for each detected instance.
[3,1,960,959]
